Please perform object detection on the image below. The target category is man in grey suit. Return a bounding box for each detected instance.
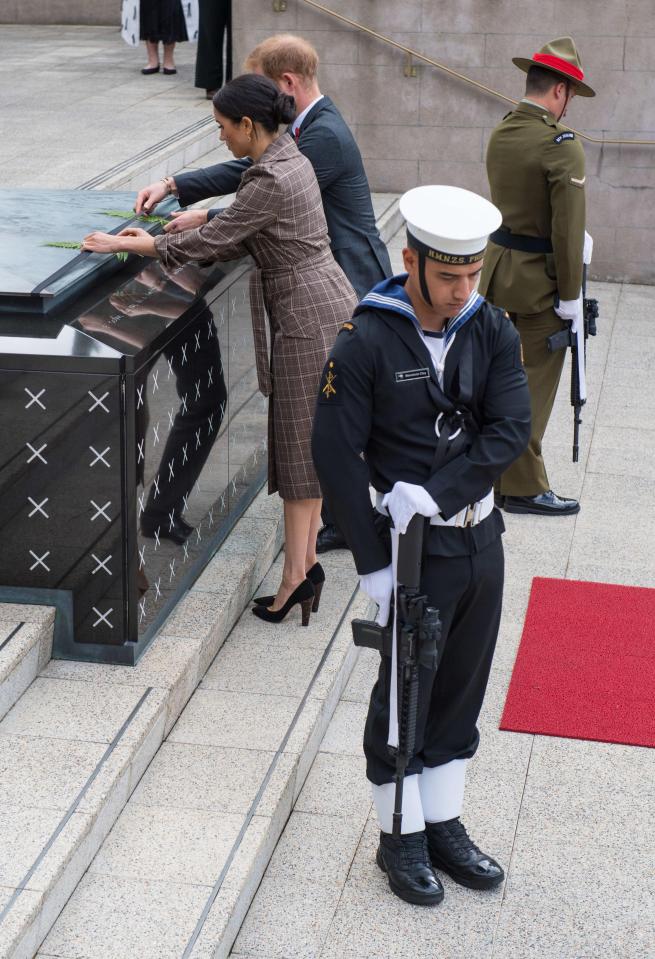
[137,33,391,551]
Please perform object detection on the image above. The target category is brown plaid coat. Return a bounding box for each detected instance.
[155,134,357,499]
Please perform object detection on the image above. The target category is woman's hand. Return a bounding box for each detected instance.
[118,227,151,239]
[164,210,208,233]
[82,231,121,254]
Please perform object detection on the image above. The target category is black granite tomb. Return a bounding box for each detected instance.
[0,190,265,664]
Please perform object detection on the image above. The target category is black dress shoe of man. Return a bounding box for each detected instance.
[426,818,504,890]
[502,490,580,516]
[316,523,348,553]
[141,513,193,545]
[376,831,445,906]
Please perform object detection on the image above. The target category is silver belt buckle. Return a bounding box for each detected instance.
[457,504,476,527]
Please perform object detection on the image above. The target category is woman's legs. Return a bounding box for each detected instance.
[145,40,159,68]
[306,499,322,572]
[163,42,176,70]
[271,497,321,611]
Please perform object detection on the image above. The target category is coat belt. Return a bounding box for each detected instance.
[249,250,336,397]
[490,227,553,254]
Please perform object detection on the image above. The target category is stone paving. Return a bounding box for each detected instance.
[228,247,655,959]
[2,22,655,959]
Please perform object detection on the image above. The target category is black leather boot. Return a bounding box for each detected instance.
[376,831,444,906]
[426,818,504,890]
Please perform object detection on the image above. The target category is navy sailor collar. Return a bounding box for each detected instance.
[356,273,484,345]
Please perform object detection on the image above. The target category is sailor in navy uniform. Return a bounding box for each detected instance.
[312,186,531,905]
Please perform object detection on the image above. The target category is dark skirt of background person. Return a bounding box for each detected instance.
[194,0,232,91]
[140,0,188,44]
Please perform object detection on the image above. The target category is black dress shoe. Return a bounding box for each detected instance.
[503,490,580,516]
[141,513,193,545]
[254,561,325,612]
[141,64,160,74]
[162,66,177,75]
[316,523,348,553]
[376,831,444,906]
[251,578,315,626]
[426,818,504,890]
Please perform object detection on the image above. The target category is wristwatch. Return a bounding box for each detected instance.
[161,175,178,198]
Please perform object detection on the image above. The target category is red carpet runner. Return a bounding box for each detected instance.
[500,577,655,748]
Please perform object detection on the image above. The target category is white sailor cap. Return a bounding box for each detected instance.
[399,185,502,266]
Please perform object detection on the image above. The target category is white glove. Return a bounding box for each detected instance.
[554,297,580,322]
[381,481,439,536]
[360,564,394,626]
[583,230,593,265]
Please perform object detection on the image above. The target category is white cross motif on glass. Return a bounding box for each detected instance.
[195,380,201,401]
[195,428,202,450]
[139,597,147,622]
[92,606,113,629]
[153,527,161,549]
[138,439,145,464]
[152,422,160,446]
[194,331,201,352]
[138,544,146,569]
[167,408,174,429]
[183,542,189,562]
[153,475,161,498]
[181,343,188,365]
[208,367,214,387]
[29,549,50,571]
[182,443,188,465]
[167,357,174,380]
[89,445,111,468]
[88,390,110,413]
[154,577,162,599]
[182,492,190,513]
[181,393,188,415]
[138,490,146,516]
[169,558,176,582]
[24,387,46,410]
[26,442,47,464]
[91,554,112,576]
[207,414,214,434]
[28,496,49,518]
[152,370,159,394]
[90,500,111,522]
[136,385,144,410]
[168,509,176,531]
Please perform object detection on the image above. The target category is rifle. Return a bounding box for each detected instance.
[352,514,441,837]
[547,265,599,462]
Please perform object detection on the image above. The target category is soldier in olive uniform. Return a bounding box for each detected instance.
[480,37,595,515]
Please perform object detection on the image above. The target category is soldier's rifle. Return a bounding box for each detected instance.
[351,514,441,838]
[547,264,599,462]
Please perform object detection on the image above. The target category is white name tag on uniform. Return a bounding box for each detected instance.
[395,368,430,382]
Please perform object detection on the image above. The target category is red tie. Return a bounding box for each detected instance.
[294,126,300,142]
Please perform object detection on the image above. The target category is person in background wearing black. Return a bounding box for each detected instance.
[195,0,232,100]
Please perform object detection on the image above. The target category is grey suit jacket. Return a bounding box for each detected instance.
[174,97,391,299]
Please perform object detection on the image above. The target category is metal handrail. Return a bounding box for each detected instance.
[279,0,655,147]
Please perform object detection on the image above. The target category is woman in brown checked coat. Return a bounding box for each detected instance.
[83,74,357,624]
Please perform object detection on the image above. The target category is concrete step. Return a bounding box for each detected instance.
[35,546,367,959]
[0,490,285,959]
[0,608,55,723]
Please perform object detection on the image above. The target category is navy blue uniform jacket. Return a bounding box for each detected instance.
[311,300,531,574]
[174,97,392,299]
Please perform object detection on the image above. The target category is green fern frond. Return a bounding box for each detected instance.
[99,210,135,219]
[115,252,129,263]
[42,241,80,249]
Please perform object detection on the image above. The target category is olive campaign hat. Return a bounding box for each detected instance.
[513,36,595,97]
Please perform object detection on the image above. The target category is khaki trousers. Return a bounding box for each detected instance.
[498,308,567,497]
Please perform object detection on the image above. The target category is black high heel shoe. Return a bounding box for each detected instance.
[254,562,325,612]
[252,578,315,626]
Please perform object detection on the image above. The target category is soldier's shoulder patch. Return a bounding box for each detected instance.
[554,131,575,144]
[318,358,342,405]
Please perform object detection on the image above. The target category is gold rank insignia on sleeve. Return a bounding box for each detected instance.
[342,322,354,331]
[321,360,337,399]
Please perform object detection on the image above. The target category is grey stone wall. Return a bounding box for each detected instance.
[0,0,116,24]
[234,0,655,284]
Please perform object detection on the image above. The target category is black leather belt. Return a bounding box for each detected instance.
[489,227,553,254]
